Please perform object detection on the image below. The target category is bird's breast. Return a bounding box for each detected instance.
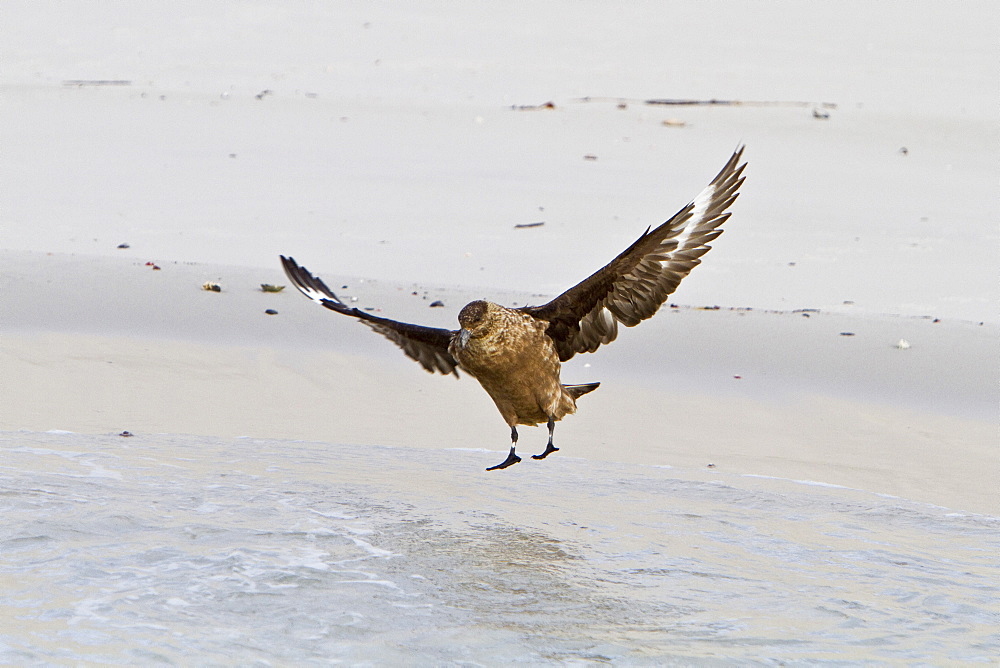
[451,314,555,374]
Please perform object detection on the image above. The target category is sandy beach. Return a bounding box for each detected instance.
[2,249,996,515]
[2,2,997,663]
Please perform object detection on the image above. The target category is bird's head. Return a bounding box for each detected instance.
[456,299,497,347]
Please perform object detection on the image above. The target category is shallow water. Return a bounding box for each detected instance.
[2,431,997,665]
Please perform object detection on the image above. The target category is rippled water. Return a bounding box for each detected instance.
[2,431,997,664]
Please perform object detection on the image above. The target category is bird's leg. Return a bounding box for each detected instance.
[532,417,560,460]
[486,425,522,471]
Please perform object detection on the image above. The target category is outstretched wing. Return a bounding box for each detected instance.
[522,146,746,362]
[280,255,460,377]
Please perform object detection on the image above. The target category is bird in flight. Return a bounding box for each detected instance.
[281,147,746,471]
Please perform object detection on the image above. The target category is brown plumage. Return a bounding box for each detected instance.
[281,146,746,470]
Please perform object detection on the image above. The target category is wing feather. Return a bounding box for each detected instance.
[280,256,460,377]
[522,146,746,361]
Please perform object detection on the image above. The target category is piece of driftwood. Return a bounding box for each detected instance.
[645,98,836,108]
[568,96,836,109]
[62,80,132,87]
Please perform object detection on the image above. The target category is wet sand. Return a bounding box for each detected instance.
[1,251,995,514]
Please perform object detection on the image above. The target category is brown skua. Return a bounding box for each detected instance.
[281,147,746,470]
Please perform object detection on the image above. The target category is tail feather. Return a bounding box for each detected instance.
[564,382,600,399]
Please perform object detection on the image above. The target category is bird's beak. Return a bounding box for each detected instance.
[458,328,471,349]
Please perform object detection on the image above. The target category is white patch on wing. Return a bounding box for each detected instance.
[298,285,327,303]
[673,183,715,252]
[297,284,322,301]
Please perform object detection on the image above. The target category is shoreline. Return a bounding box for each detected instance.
[3,250,994,516]
[3,299,995,515]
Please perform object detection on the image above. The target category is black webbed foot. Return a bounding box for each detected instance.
[531,443,559,460]
[486,447,521,471]
[531,416,559,460]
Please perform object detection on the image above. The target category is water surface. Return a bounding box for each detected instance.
[2,431,997,664]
